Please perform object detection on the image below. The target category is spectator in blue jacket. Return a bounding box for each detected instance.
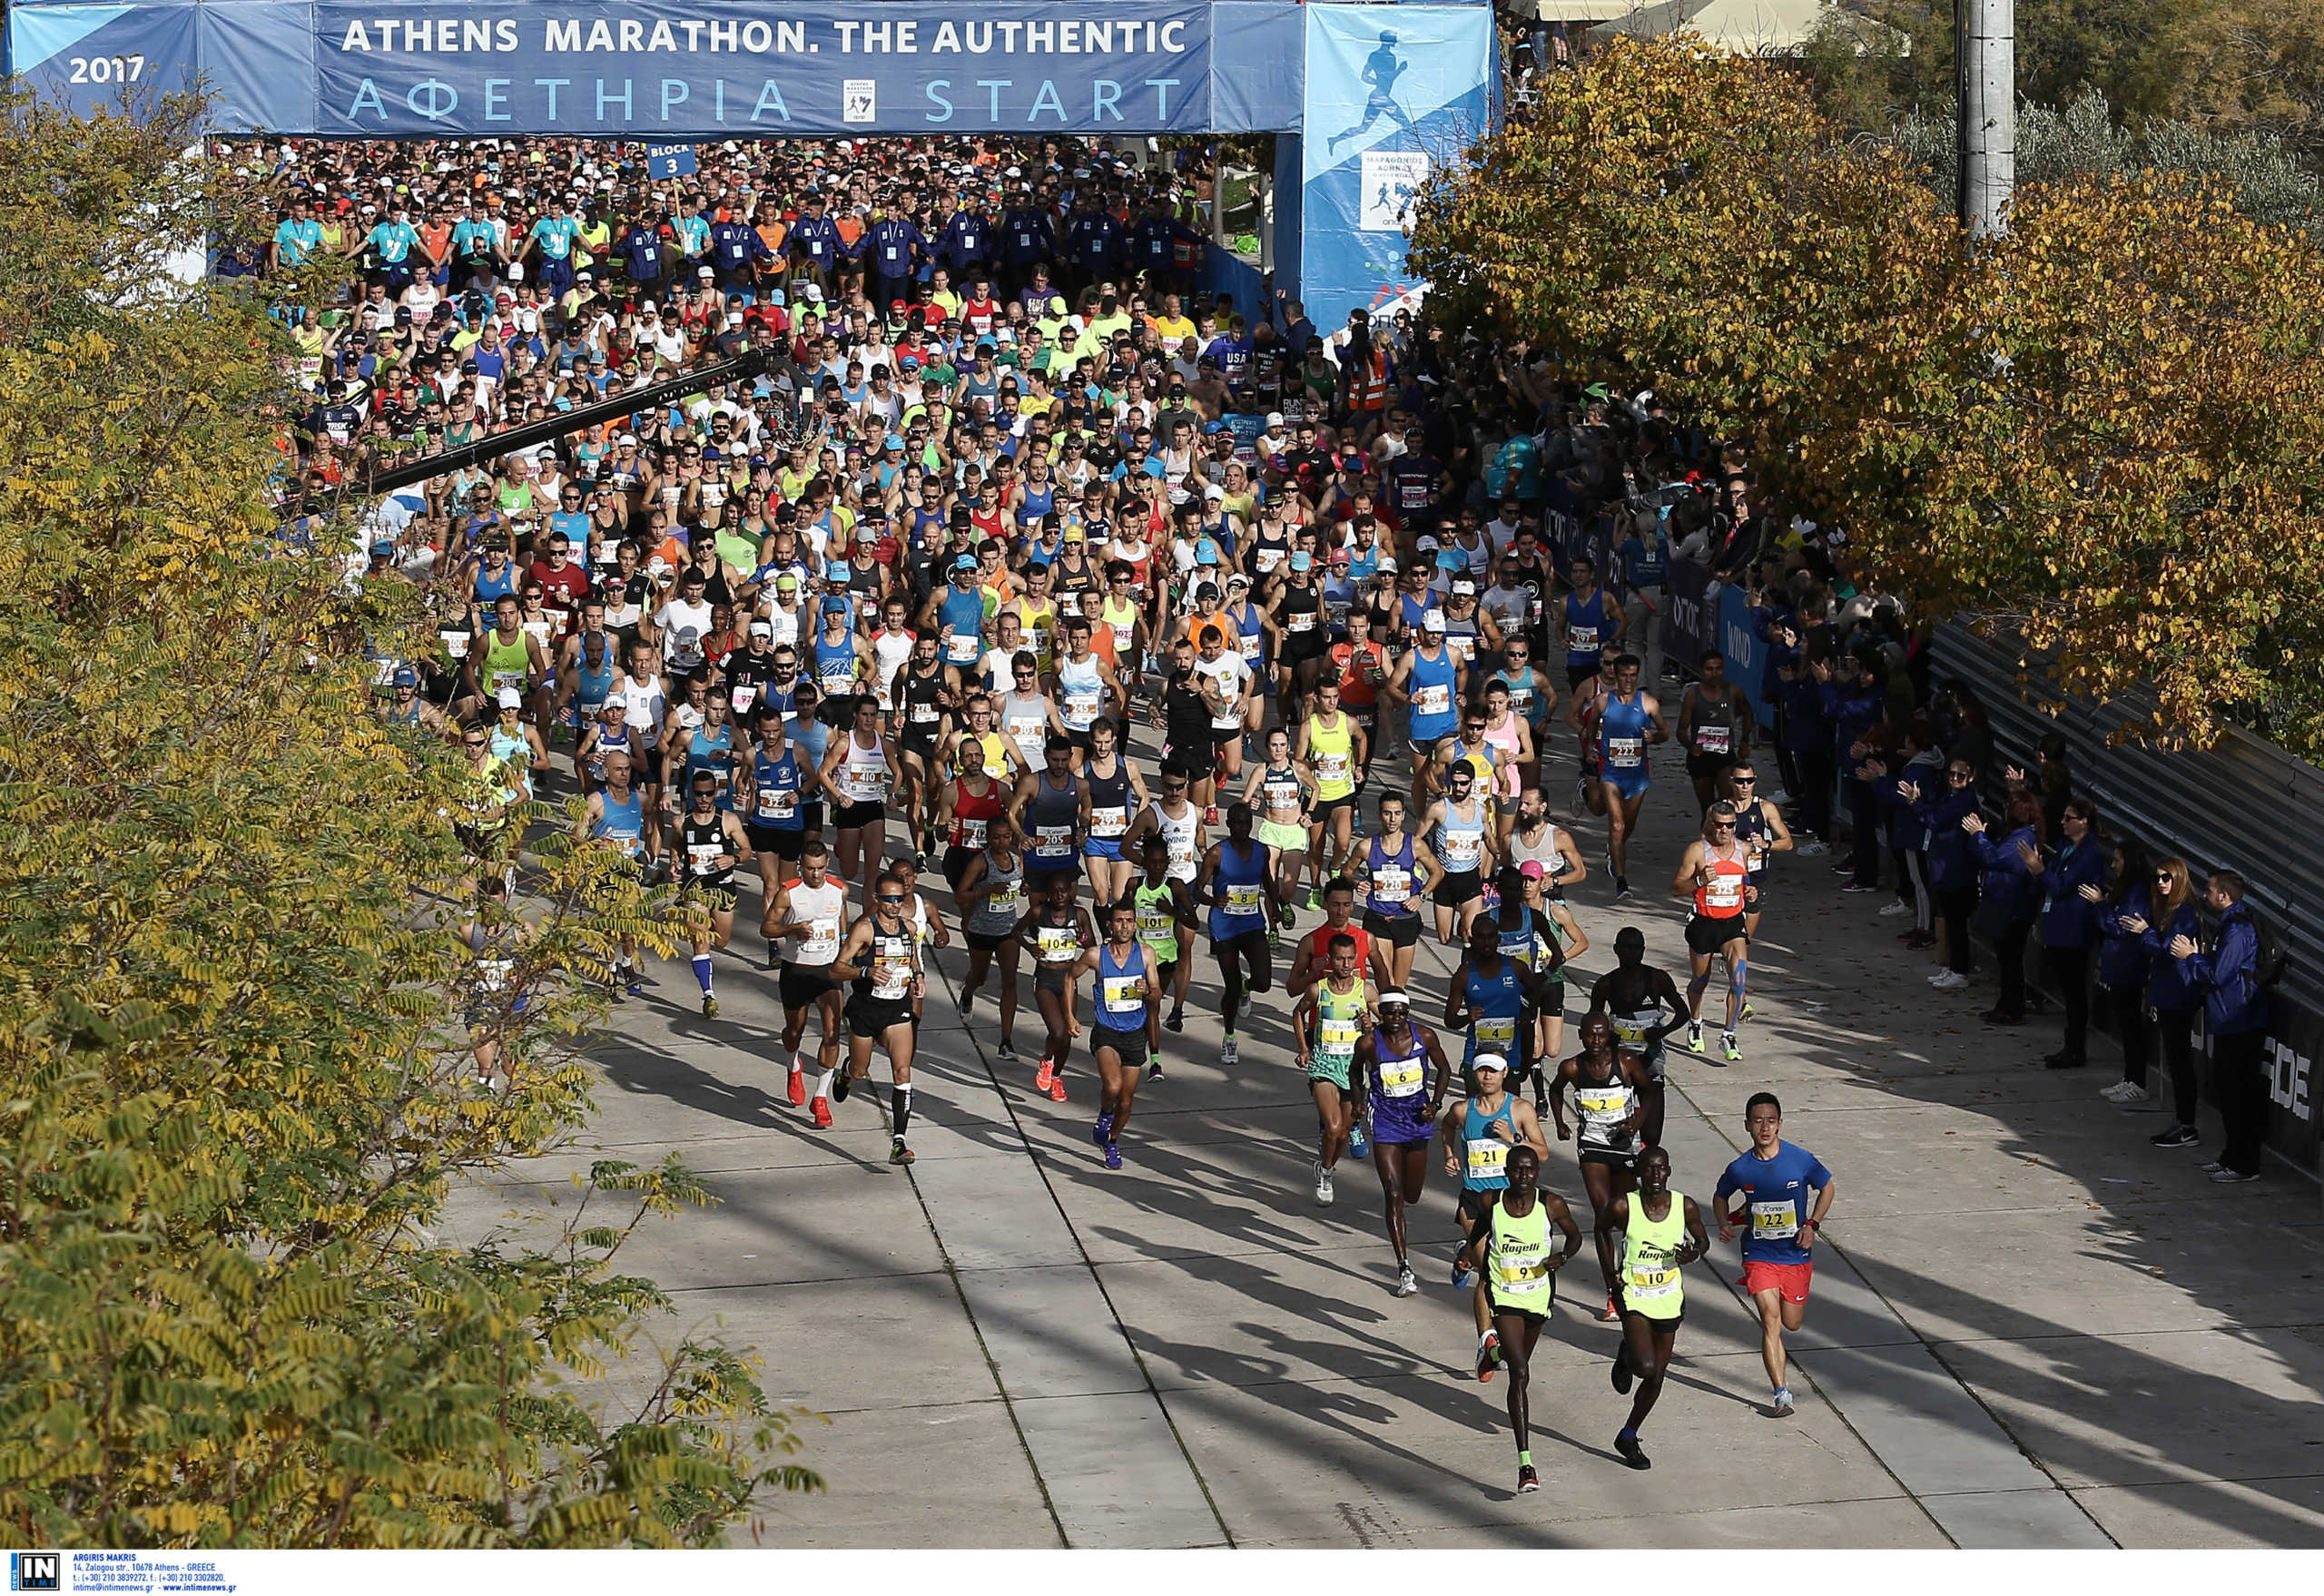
[2094,838,2156,1105]
[2029,797,2108,1068]
[1776,648,1832,851]
[707,215,773,301]
[2129,856,2206,1150]
[1964,788,2044,1025]
[1066,198,1120,290]
[1816,649,1888,892]
[1905,754,1982,987]
[2175,871,2270,1181]
[939,198,996,280]
[1869,722,1944,951]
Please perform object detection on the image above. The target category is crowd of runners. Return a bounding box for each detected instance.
[247,128,2272,1493]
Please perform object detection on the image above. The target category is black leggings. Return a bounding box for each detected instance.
[1936,885,1978,974]
[2153,1003,2198,1124]
[2044,943,2092,1059]
[1994,919,2033,1019]
[2104,982,2150,1087]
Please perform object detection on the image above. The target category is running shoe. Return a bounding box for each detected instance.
[1477,1330,1501,1383]
[2102,1080,2150,1103]
[702,994,718,1018]
[787,1066,806,1108]
[913,849,929,872]
[625,974,646,998]
[2210,1167,2259,1184]
[1516,1463,1540,1494]
[1452,1255,1481,1291]
[2149,1124,2199,1148]
[1306,887,1324,911]
[1268,926,1283,951]
[1147,1059,1166,1080]
[1348,1119,1370,1158]
[1221,1032,1240,1065]
[1615,1433,1650,1470]
[1611,1342,1633,1394]
[1104,1142,1123,1171]
[1797,839,1829,856]
[1721,1030,1741,1064]
[1878,901,1913,916]
[1931,970,1971,990]
[2198,1159,2224,1175]
[1036,1056,1056,1091]
[1048,1074,1068,1103]
[833,1071,852,1103]
[996,1038,1019,1064]
[1770,1386,1795,1417]
[1841,882,1880,894]
[1094,1113,1115,1147]
[1314,1161,1334,1207]
[890,1139,916,1166]
[1739,1001,1757,1020]
[1599,1293,1620,1323]
[1394,1263,1419,1298]
[1613,875,1633,901]
[1165,1010,1185,1034]
[811,1096,833,1130]
[958,989,973,1017]
[1684,1020,1705,1054]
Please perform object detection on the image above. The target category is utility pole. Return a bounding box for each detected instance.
[1956,0,2015,236]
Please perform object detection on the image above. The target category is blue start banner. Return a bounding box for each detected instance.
[4,0,1316,136]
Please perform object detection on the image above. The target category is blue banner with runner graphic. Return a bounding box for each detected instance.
[1295,3,1493,333]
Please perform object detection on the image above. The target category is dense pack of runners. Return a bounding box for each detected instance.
[251,128,2277,1496]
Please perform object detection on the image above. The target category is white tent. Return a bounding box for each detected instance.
[1582,0,1910,57]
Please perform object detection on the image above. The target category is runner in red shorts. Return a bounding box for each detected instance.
[1713,1091,1837,1417]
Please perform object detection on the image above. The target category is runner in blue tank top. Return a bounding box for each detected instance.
[1590,654,1669,901]
[1077,901,1161,1170]
[1194,802,1281,1067]
[1356,990,1453,1297]
[1445,915,1551,1088]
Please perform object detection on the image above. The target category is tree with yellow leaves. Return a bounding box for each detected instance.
[0,92,818,1546]
[1413,36,2324,756]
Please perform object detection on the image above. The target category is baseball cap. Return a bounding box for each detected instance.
[1226,572,1252,590]
[1452,576,1477,596]
[1519,860,1546,880]
[390,665,419,688]
[1194,538,1221,566]
[1265,412,1285,429]
[1472,1052,1509,1075]
[883,433,905,451]
[1328,547,1353,566]
[821,596,848,613]
[750,619,773,636]
[953,553,979,573]
[495,686,522,708]
[1423,607,1446,633]
[1289,551,1314,572]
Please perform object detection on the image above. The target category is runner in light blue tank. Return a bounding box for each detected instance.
[1590,654,1667,902]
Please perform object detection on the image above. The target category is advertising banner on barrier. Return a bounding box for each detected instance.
[1716,577,1777,730]
[1663,556,1712,675]
[1296,4,1492,333]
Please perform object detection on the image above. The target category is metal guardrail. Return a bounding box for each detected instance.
[1935,624,2321,1013]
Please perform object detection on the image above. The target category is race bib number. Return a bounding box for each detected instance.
[440,630,472,659]
[804,916,841,956]
[1373,866,1411,904]
[1577,1089,1630,1127]
[1380,1059,1424,1097]
[1037,925,1079,962]
[1750,1200,1798,1241]
[958,817,990,850]
[1628,1264,1679,1301]
[1318,1018,1360,1060]
[1697,725,1731,754]
[1318,752,1349,781]
[1607,736,1644,768]
[1413,685,1451,717]
[1288,613,1315,634]
[1474,1017,1516,1047]
[1102,976,1145,1015]
[1065,686,1103,723]
[732,685,758,715]
[687,842,723,875]
[872,956,912,1000]
[948,634,981,664]
[1706,875,1745,910]
[1568,625,1599,654]
[1091,805,1128,839]
[1497,1248,1549,1289]
[1225,883,1265,916]
[1443,832,1482,867]
[1446,634,1475,664]
[1035,824,1075,854]
[1465,1138,1508,1179]
[756,787,797,822]
[986,882,1022,918]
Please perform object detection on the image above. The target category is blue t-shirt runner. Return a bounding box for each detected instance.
[1713,1102,1834,1419]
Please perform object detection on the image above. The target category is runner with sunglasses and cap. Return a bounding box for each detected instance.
[828,869,929,1166]
[1672,800,1758,1064]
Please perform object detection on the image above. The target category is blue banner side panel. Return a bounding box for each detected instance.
[202,0,320,133]
[1209,0,1302,134]
[1272,131,1304,319]
[1296,3,1492,334]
